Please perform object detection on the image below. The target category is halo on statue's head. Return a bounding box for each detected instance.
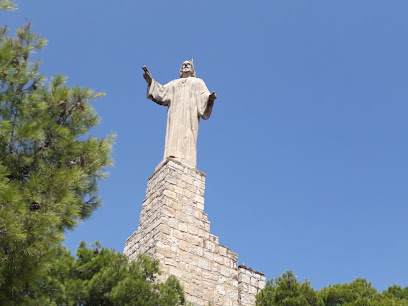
[179,59,196,78]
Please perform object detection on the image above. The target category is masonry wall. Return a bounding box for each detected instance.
[124,159,264,305]
[238,266,266,305]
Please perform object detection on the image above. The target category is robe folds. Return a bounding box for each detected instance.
[147,77,214,168]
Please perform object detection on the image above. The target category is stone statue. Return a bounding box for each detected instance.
[142,60,217,168]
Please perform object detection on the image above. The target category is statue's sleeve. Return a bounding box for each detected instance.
[197,79,214,120]
[147,79,172,106]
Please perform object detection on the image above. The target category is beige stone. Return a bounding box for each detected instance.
[124,159,265,305]
[178,222,187,232]
[198,258,210,270]
[142,61,216,168]
[239,273,250,283]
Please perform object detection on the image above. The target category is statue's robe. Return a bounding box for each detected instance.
[147,77,214,168]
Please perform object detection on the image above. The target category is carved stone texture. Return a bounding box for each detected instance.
[144,61,216,168]
[124,159,265,305]
[238,266,266,305]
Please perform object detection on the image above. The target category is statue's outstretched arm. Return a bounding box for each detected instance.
[145,71,171,106]
[209,92,217,102]
[142,66,152,85]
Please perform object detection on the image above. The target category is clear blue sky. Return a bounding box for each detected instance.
[3,0,408,291]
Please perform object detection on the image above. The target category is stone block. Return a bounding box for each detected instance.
[227,289,239,299]
[124,160,264,306]
[189,254,199,266]
[197,202,204,211]
[219,245,228,256]
[181,251,189,263]
[196,246,204,256]
[203,271,218,281]
[193,288,204,298]
[164,257,178,267]
[169,266,183,278]
[204,251,214,261]
[198,258,209,270]
[178,222,187,232]
[240,293,252,305]
[165,175,178,185]
[179,240,189,251]
[219,276,227,284]
[239,273,251,283]
[216,285,226,296]
[169,161,184,171]
[167,218,178,229]
[163,190,177,200]
[214,254,224,264]
[194,194,205,204]
[203,290,215,302]
[182,205,193,216]
[191,235,202,246]
[171,228,182,239]
[209,234,219,243]
[160,224,171,235]
[198,229,210,239]
[173,185,185,195]
[181,173,194,184]
[188,224,199,235]
[220,265,230,277]
[162,206,175,217]
[186,214,197,224]
[172,201,183,211]
[156,245,173,258]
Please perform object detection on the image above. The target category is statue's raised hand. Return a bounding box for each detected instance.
[209,92,217,102]
[142,66,152,85]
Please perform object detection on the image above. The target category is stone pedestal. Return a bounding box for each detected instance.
[124,159,265,305]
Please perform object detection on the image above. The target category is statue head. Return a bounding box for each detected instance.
[179,60,196,78]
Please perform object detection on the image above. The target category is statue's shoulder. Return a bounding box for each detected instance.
[193,77,206,85]
[167,79,178,85]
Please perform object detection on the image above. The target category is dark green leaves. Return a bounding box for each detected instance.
[36,243,185,306]
[256,271,408,306]
[0,21,113,304]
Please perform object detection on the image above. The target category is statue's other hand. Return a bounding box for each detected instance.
[209,92,217,102]
[142,66,152,85]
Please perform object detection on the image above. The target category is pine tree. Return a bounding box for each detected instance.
[34,242,185,306]
[0,14,113,304]
[256,271,323,306]
[0,0,17,11]
[256,272,408,306]
[319,278,408,306]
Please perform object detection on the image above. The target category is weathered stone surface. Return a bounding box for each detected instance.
[142,61,217,169]
[238,266,266,306]
[124,159,264,305]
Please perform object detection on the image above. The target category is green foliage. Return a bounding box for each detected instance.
[256,271,408,306]
[319,278,378,306]
[318,278,408,306]
[35,242,185,306]
[0,0,17,11]
[0,7,184,306]
[0,21,113,304]
[384,284,408,301]
[256,271,323,306]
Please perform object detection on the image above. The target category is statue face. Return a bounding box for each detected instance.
[180,61,194,77]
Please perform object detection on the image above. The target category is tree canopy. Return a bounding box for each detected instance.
[255,271,323,306]
[0,7,114,304]
[256,271,408,306]
[34,242,186,306]
[0,5,187,305]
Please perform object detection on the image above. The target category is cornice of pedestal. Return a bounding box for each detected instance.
[151,157,207,180]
